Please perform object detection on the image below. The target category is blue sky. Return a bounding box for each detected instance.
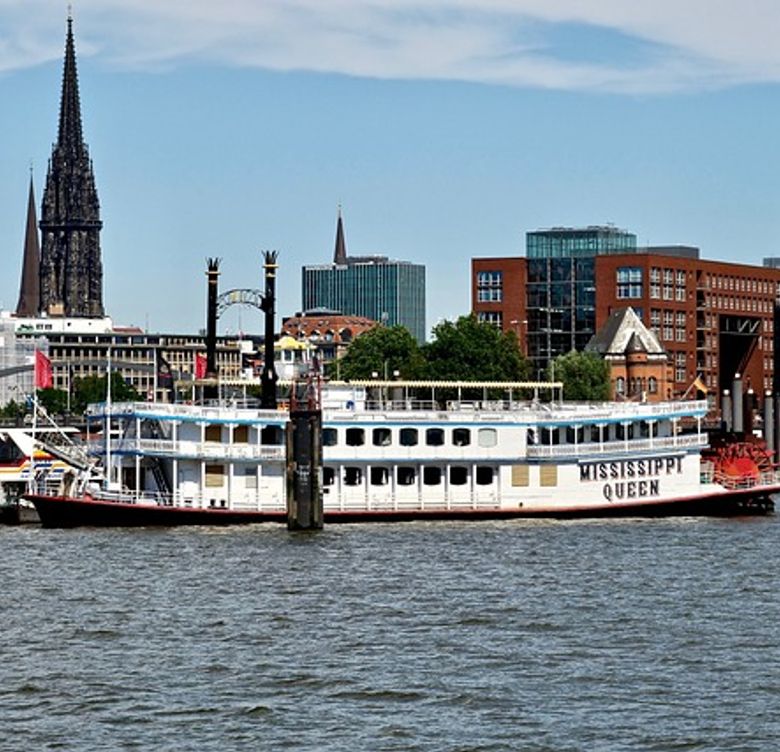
[1,1,780,338]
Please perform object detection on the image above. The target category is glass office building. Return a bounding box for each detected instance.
[302,257,426,344]
[526,226,637,376]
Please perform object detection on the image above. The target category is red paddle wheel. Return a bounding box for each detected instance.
[705,438,774,487]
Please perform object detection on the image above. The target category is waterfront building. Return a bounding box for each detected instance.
[281,309,377,365]
[586,307,672,402]
[302,211,426,343]
[37,16,104,318]
[472,229,780,409]
[2,312,250,402]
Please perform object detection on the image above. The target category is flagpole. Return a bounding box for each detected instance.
[30,359,37,495]
[105,345,112,490]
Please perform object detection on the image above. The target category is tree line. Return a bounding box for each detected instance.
[332,315,610,400]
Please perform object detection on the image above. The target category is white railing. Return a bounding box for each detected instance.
[87,438,285,461]
[526,433,708,458]
[87,401,286,423]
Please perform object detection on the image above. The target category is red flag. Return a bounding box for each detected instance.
[195,353,207,379]
[35,350,53,389]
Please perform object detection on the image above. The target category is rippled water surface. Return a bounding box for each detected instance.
[1,516,779,751]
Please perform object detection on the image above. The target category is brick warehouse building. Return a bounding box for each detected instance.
[472,242,780,411]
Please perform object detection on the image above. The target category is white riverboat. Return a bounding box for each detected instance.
[24,380,779,526]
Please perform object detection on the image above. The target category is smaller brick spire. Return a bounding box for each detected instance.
[333,205,348,265]
[15,174,41,316]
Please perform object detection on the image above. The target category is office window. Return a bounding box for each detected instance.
[477,271,503,302]
[616,267,643,299]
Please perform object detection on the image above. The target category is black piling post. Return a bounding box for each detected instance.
[286,374,323,530]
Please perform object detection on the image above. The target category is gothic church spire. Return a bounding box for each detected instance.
[39,14,104,317]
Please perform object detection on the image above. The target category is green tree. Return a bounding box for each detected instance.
[422,315,530,381]
[546,351,610,401]
[71,373,141,415]
[36,388,69,416]
[0,400,27,421]
[332,325,426,380]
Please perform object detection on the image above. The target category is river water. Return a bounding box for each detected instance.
[1,516,779,751]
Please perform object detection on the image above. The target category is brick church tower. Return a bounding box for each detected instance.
[39,15,104,317]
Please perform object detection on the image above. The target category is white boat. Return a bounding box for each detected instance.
[23,380,779,526]
[1,426,76,523]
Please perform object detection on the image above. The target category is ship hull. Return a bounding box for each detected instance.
[26,487,776,528]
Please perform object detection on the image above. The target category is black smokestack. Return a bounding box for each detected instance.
[205,258,220,399]
[261,251,279,409]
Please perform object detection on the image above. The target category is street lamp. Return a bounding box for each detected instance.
[510,319,528,356]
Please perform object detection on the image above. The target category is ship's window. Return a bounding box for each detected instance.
[205,424,222,442]
[261,425,284,445]
[233,425,249,443]
[343,467,362,486]
[400,428,418,446]
[478,428,497,448]
[370,466,390,485]
[244,467,257,488]
[397,466,416,486]
[426,428,444,446]
[511,465,529,486]
[475,466,494,486]
[205,464,225,487]
[449,466,468,485]
[452,428,471,447]
[323,467,335,486]
[346,428,365,446]
[322,428,338,446]
[423,467,442,485]
[373,428,392,447]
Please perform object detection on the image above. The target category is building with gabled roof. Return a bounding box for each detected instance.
[586,307,672,401]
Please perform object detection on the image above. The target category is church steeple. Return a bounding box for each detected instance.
[57,14,84,157]
[333,205,348,265]
[15,174,41,317]
[39,13,104,318]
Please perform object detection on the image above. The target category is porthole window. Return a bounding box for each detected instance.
[400,428,418,446]
[452,428,471,447]
[426,428,444,446]
[346,428,365,446]
[478,428,497,448]
[373,428,392,447]
[322,428,338,447]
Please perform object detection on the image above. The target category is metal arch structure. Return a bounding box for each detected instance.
[216,288,265,318]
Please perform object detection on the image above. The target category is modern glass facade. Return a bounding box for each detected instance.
[525,227,636,375]
[302,259,426,343]
[527,226,637,259]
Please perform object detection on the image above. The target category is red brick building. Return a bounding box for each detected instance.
[472,252,780,407]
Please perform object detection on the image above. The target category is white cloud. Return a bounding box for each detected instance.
[1,0,780,92]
